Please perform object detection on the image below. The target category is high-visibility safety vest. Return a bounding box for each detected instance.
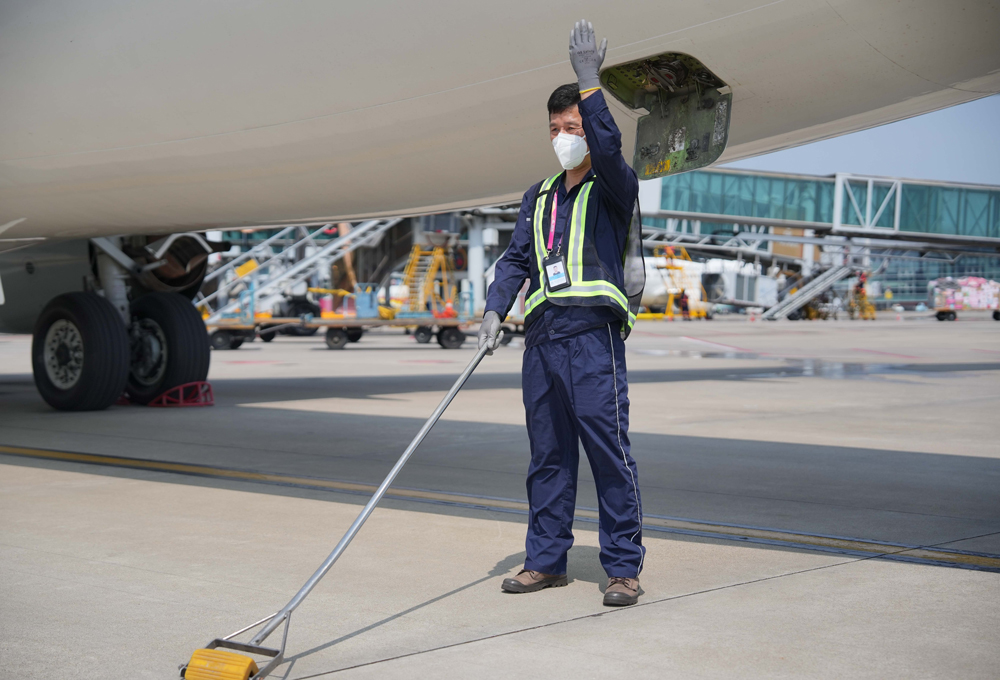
[523,173,645,338]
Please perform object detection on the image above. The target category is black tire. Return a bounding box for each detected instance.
[32,292,129,411]
[500,328,514,346]
[229,336,244,350]
[285,299,321,336]
[414,326,433,344]
[260,328,276,342]
[993,310,999,321]
[437,327,465,349]
[127,292,211,404]
[325,328,349,349]
[210,330,232,350]
[948,311,957,321]
[346,328,364,343]
[285,325,318,337]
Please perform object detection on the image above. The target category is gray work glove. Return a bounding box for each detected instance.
[478,311,502,355]
[569,20,607,92]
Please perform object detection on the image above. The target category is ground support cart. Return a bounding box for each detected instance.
[206,316,474,350]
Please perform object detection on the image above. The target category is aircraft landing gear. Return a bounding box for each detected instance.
[126,292,210,404]
[32,290,210,411]
[32,292,130,411]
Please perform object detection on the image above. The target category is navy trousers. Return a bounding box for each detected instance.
[521,323,645,578]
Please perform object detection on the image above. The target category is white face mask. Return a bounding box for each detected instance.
[552,132,589,170]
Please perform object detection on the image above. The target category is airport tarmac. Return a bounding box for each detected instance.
[1,314,999,679]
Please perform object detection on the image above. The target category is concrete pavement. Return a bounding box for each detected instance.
[1,315,998,678]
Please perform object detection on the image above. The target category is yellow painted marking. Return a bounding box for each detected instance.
[2,444,998,570]
[643,159,670,177]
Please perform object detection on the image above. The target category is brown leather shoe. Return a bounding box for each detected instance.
[603,577,639,606]
[501,569,568,593]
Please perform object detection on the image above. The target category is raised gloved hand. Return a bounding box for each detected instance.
[477,310,502,355]
[569,20,607,92]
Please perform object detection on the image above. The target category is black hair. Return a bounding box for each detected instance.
[547,83,581,116]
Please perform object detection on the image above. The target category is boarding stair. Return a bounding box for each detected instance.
[200,219,401,323]
[403,248,436,314]
[399,233,460,317]
[761,265,853,320]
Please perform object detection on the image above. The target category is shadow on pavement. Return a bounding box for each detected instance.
[279,550,526,676]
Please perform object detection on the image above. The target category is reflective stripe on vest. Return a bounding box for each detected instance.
[525,174,631,323]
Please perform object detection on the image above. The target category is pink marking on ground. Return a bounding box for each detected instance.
[851,348,921,360]
[680,336,757,353]
[972,348,1000,355]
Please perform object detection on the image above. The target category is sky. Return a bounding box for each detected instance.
[722,94,1000,186]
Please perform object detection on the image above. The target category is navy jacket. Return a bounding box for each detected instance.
[485,90,639,347]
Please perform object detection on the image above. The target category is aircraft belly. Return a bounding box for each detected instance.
[1,0,998,238]
[0,240,91,334]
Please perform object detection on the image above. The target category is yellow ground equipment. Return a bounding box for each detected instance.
[181,339,500,679]
[849,292,876,320]
[307,286,396,320]
[848,279,876,320]
[401,233,459,317]
[651,246,708,320]
[184,648,259,680]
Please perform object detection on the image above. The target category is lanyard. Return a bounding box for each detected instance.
[546,190,562,254]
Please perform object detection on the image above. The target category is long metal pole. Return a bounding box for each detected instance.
[251,337,495,645]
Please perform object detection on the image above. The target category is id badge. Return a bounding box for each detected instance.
[543,254,571,291]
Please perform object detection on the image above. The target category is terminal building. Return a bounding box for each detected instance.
[640,168,1000,306]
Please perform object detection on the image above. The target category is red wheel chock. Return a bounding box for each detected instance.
[148,381,214,407]
[118,381,215,407]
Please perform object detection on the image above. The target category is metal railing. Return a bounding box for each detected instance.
[202,219,401,323]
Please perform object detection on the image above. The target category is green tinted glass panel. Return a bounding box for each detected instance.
[656,170,999,239]
[660,170,835,223]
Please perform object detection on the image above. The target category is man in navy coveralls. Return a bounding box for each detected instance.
[478,20,644,607]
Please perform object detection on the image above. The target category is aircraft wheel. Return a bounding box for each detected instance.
[414,326,433,344]
[437,327,465,349]
[210,330,233,350]
[325,328,349,349]
[346,328,364,343]
[32,292,129,411]
[127,293,210,404]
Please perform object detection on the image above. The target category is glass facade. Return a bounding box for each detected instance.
[859,255,1000,304]
[660,170,835,223]
[897,183,1000,238]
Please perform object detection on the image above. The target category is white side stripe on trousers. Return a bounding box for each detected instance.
[608,324,644,573]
